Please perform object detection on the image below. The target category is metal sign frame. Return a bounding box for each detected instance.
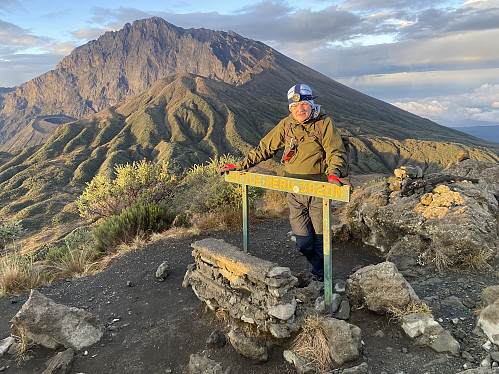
[224,170,350,315]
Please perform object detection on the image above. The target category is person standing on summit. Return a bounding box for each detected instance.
[220,84,348,281]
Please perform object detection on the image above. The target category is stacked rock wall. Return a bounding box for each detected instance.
[182,238,300,339]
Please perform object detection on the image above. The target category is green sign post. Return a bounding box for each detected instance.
[224,170,350,315]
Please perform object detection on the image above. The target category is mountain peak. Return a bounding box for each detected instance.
[0,17,497,155]
[0,17,275,151]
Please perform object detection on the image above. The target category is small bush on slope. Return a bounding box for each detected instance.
[92,202,176,254]
[174,155,264,229]
[77,159,178,218]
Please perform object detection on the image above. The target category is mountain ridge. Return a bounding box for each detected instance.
[1,73,498,252]
[1,17,497,152]
[0,17,498,250]
[0,17,279,150]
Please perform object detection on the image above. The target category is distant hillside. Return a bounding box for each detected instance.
[0,17,498,251]
[1,73,498,251]
[451,126,499,144]
[1,17,497,153]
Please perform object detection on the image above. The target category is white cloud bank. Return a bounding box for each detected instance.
[392,83,499,126]
[1,0,499,128]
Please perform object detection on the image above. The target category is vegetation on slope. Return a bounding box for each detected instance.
[0,155,264,296]
[0,73,497,257]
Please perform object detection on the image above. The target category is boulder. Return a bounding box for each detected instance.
[41,348,74,374]
[456,369,499,374]
[345,261,419,314]
[481,286,499,307]
[0,336,15,357]
[283,350,316,374]
[228,329,268,362]
[155,261,170,281]
[284,317,362,373]
[477,298,499,344]
[341,362,370,374]
[320,318,362,365]
[334,159,499,270]
[206,330,226,348]
[10,289,105,351]
[401,313,460,356]
[188,352,225,374]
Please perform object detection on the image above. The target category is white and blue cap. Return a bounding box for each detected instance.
[287,84,316,110]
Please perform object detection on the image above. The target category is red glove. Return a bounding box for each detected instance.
[220,163,236,175]
[328,174,347,186]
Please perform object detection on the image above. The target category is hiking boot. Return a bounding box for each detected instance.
[309,275,325,294]
[310,275,324,282]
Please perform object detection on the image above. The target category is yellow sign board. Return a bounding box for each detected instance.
[225,171,350,202]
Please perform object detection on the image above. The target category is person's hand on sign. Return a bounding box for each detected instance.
[328,174,352,190]
[220,163,236,175]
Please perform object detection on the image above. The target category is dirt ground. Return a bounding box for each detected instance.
[1,215,499,374]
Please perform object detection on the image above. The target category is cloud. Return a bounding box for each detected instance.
[391,83,499,126]
[336,68,499,99]
[0,19,71,86]
[0,19,50,48]
[72,28,112,42]
[1,0,499,132]
[300,27,499,80]
[339,0,436,11]
[42,41,79,56]
[395,1,499,42]
[0,53,63,86]
[89,6,152,28]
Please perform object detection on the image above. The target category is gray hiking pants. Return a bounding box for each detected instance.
[287,193,324,276]
[287,193,323,236]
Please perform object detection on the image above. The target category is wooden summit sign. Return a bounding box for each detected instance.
[224,170,351,315]
[225,171,350,201]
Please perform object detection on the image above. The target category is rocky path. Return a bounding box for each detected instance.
[1,217,499,374]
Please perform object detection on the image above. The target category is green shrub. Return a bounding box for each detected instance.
[44,243,71,265]
[31,227,94,263]
[41,227,99,280]
[0,219,24,250]
[77,159,178,218]
[178,155,264,216]
[92,202,175,253]
[64,227,94,250]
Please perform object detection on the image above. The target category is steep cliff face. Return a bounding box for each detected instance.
[0,17,275,150]
[2,17,495,153]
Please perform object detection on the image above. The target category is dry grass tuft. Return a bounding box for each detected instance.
[462,248,494,270]
[422,243,494,272]
[387,300,433,323]
[12,326,35,365]
[195,211,242,231]
[0,253,46,297]
[290,315,334,373]
[214,308,230,323]
[422,244,453,272]
[48,247,100,280]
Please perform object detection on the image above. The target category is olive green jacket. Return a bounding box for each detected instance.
[235,109,347,181]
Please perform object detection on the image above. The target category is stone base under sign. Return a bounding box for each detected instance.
[182,237,324,339]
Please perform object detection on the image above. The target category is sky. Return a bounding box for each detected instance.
[1,0,499,128]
